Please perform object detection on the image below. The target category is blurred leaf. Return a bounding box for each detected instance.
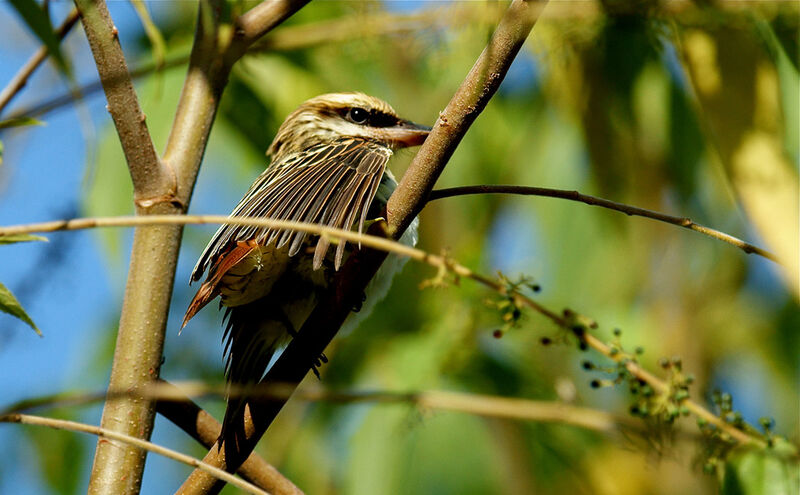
[0,234,48,244]
[83,126,133,266]
[666,82,704,199]
[0,281,41,336]
[130,0,166,71]
[679,26,800,294]
[0,139,4,166]
[0,116,45,129]
[25,415,87,494]
[722,441,800,495]
[8,0,68,72]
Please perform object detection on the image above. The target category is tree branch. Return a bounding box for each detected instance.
[73,0,169,205]
[225,0,312,63]
[73,0,183,492]
[0,413,269,495]
[0,8,80,115]
[428,185,778,262]
[155,381,304,495]
[3,381,643,436]
[0,208,773,268]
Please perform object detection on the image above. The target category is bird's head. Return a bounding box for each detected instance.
[268,92,431,158]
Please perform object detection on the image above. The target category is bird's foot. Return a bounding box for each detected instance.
[351,292,367,313]
[310,353,328,380]
[363,217,386,230]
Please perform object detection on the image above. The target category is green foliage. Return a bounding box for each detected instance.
[24,414,88,495]
[0,234,47,244]
[7,0,68,72]
[0,232,47,336]
[0,281,40,336]
[722,441,800,495]
[0,116,45,129]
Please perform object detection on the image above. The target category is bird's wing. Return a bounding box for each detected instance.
[191,137,392,282]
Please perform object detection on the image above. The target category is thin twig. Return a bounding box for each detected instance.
[0,215,423,257]
[428,185,778,262]
[0,8,80,116]
[3,381,639,435]
[0,213,767,447]
[0,413,269,495]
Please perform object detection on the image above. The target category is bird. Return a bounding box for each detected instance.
[181,92,430,452]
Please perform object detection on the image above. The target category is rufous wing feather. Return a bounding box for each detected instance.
[181,240,259,329]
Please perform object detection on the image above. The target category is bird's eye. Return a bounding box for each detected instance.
[348,108,368,124]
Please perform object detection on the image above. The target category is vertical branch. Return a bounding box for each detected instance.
[74,0,184,493]
[77,0,309,493]
[386,0,546,235]
[176,1,547,493]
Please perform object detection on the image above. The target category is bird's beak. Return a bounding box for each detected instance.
[386,120,432,148]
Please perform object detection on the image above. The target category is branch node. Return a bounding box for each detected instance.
[135,193,185,211]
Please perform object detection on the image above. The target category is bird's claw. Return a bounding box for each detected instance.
[311,353,328,379]
[351,292,367,312]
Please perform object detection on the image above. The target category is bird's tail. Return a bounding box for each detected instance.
[219,298,292,461]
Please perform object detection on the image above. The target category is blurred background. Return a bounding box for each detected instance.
[0,1,797,493]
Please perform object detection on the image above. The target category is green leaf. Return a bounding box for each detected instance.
[0,117,45,129]
[8,0,68,72]
[0,139,4,166]
[722,441,800,495]
[0,234,48,244]
[24,409,87,494]
[0,281,41,336]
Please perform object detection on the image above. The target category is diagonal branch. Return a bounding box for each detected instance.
[225,0,312,63]
[0,8,80,115]
[175,1,548,493]
[155,381,304,495]
[428,185,778,262]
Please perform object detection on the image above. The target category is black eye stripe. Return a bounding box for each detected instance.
[368,110,398,128]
